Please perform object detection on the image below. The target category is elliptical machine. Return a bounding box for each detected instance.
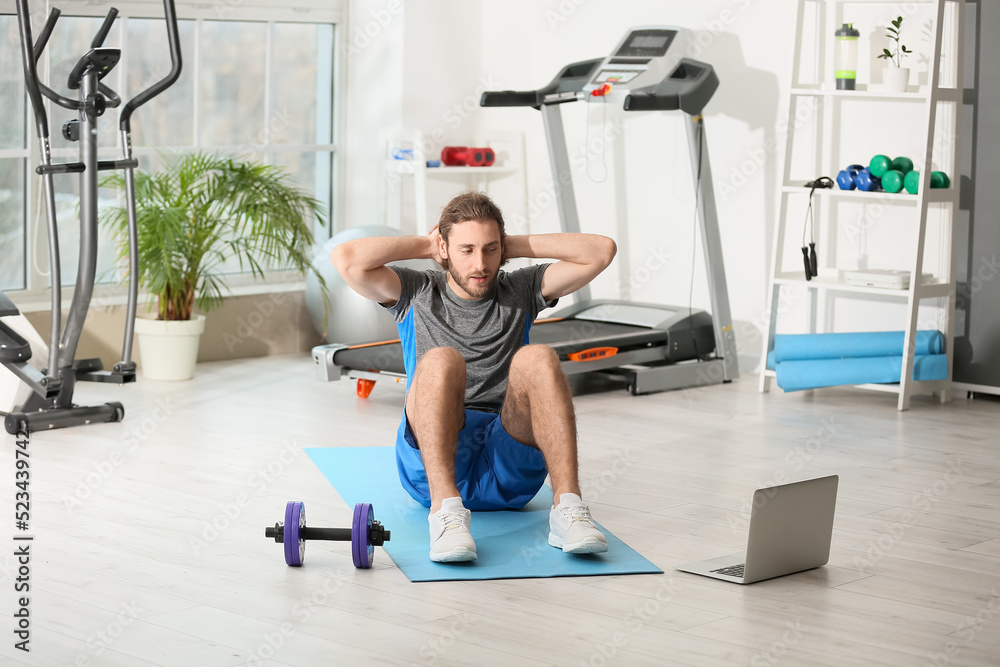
[0,0,182,435]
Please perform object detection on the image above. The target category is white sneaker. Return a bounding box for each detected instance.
[549,493,608,554]
[428,497,477,562]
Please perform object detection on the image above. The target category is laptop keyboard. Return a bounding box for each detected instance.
[711,563,745,578]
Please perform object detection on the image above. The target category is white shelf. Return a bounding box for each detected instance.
[760,369,950,397]
[782,183,958,204]
[773,273,952,298]
[789,86,962,102]
[378,129,528,235]
[384,161,520,176]
[759,0,964,410]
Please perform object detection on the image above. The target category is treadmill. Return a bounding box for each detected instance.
[313,26,739,397]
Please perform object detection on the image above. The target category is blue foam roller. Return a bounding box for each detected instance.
[775,354,948,392]
[773,330,944,363]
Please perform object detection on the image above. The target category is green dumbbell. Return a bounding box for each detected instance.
[869,154,892,178]
[882,169,905,193]
[903,170,951,194]
[891,156,914,174]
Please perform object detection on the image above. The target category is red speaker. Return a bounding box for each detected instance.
[440,146,495,167]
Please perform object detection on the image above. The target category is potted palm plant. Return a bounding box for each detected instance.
[101,152,325,380]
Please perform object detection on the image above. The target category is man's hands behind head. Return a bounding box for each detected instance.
[429,225,448,270]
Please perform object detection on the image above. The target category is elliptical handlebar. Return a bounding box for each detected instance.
[31,6,59,63]
[99,82,123,109]
[16,1,56,141]
[22,7,83,114]
[18,1,182,133]
[92,8,119,49]
[119,0,182,132]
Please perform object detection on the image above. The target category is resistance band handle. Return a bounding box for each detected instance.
[802,247,812,281]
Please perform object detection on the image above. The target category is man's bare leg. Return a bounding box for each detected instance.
[502,344,607,553]
[405,346,466,513]
[501,344,582,505]
[407,347,477,562]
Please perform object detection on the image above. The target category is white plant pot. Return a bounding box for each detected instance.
[135,314,206,381]
[883,67,911,93]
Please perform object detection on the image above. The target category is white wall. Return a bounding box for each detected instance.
[343,0,952,372]
[341,0,406,231]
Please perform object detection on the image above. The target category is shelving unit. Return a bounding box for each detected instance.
[377,129,527,235]
[759,0,965,410]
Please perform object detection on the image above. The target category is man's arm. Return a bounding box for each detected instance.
[332,232,441,305]
[503,234,616,300]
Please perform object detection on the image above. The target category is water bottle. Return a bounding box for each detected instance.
[835,23,860,90]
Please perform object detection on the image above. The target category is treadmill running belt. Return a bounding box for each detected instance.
[334,342,407,375]
[330,318,670,377]
[528,319,666,354]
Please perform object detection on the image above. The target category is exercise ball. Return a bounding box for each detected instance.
[304,225,439,344]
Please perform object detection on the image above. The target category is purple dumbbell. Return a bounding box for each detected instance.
[266,501,390,568]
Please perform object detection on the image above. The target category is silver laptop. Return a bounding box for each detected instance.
[676,475,838,584]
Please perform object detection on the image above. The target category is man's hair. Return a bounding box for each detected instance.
[438,191,506,245]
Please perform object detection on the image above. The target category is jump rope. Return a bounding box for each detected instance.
[801,176,834,280]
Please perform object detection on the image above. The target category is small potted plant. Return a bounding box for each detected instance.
[878,16,912,93]
[101,152,325,381]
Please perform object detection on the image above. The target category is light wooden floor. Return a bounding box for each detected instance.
[2,355,999,666]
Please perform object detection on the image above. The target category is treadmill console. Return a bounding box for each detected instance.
[481,24,718,114]
[581,26,691,101]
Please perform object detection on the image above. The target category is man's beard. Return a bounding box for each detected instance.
[449,264,496,298]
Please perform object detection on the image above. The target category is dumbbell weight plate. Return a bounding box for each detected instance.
[352,502,375,568]
[284,501,306,566]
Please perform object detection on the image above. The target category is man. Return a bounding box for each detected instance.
[333,191,617,563]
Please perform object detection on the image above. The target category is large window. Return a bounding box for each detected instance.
[1,3,340,296]
[1,14,26,291]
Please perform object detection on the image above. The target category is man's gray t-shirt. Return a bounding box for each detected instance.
[386,264,555,412]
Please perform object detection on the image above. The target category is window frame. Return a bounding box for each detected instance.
[0,0,346,311]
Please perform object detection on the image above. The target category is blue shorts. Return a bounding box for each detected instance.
[395,409,547,510]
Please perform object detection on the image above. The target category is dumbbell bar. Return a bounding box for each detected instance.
[265,501,390,568]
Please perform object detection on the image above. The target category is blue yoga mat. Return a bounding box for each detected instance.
[768,330,945,369]
[775,354,948,392]
[306,447,663,582]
